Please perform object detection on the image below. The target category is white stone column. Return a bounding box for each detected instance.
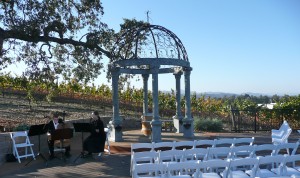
[173,71,183,133]
[108,67,123,142]
[183,67,194,138]
[151,66,162,143]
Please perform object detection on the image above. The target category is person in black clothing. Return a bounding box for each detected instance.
[47,112,71,159]
[83,111,106,155]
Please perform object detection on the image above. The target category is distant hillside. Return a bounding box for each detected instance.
[162,90,275,98]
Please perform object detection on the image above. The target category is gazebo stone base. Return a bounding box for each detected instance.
[107,123,123,142]
[151,120,162,143]
[183,119,194,138]
[173,115,184,133]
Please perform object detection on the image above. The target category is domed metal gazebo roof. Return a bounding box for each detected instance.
[110,24,190,73]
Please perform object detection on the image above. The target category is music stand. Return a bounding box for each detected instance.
[73,123,91,163]
[26,124,48,166]
[51,128,73,161]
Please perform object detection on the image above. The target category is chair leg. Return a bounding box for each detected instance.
[14,147,21,163]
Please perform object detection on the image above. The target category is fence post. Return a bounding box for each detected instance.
[254,110,257,133]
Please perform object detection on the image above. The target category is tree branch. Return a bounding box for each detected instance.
[1,28,112,59]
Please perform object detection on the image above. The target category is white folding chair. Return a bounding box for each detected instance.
[173,141,195,150]
[193,139,215,148]
[153,141,175,151]
[251,144,277,158]
[184,148,209,162]
[131,143,154,175]
[131,143,154,153]
[281,154,300,176]
[227,157,259,178]
[214,138,235,148]
[158,149,185,163]
[196,159,231,178]
[165,161,199,178]
[207,147,232,160]
[131,151,159,175]
[248,155,285,178]
[132,163,166,178]
[272,120,292,145]
[104,127,111,154]
[10,131,35,163]
[230,145,255,159]
[234,137,254,146]
[274,142,300,156]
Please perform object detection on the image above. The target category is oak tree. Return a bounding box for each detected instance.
[0,0,114,84]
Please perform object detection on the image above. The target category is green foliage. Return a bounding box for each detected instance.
[0,0,110,85]
[194,117,223,132]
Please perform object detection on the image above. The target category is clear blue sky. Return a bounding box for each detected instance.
[3,0,299,96]
[100,0,300,96]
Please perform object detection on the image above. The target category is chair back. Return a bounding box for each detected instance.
[275,142,300,156]
[158,149,185,163]
[214,138,235,147]
[252,144,277,157]
[153,141,175,151]
[198,159,230,177]
[166,161,199,177]
[234,137,254,146]
[272,121,292,144]
[194,139,215,148]
[132,163,166,178]
[184,147,209,161]
[230,145,255,159]
[10,131,35,163]
[207,146,232,160]
[173,140,195,150]
[131,142,153,153]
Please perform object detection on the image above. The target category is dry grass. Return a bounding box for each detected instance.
[0,94,111,132]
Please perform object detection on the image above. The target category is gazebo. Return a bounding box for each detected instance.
[107,24,193,142]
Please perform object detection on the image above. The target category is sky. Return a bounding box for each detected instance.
[2,0,300,96]
[99,0,300,96]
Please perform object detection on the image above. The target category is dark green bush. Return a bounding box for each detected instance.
[13,124,30,131]
[194,118,223,132]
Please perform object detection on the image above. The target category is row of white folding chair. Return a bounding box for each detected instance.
[132,159,231,178]
[131,148,208,174]
[209,142,299,161]
[189,143,298,162]
[133,154,300,178]
[132,142,299,166]
[132,143,297,166]
[195,137,254,148]
[131,137,254,153]
[228,154,300,178]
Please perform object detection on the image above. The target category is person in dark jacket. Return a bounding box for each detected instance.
[83,111,106,155]
[47,112,71,159]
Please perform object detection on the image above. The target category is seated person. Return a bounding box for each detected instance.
[83,111,106,156]
[47,112,71,159]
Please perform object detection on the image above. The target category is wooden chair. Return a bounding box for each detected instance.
[51,128,73,161]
